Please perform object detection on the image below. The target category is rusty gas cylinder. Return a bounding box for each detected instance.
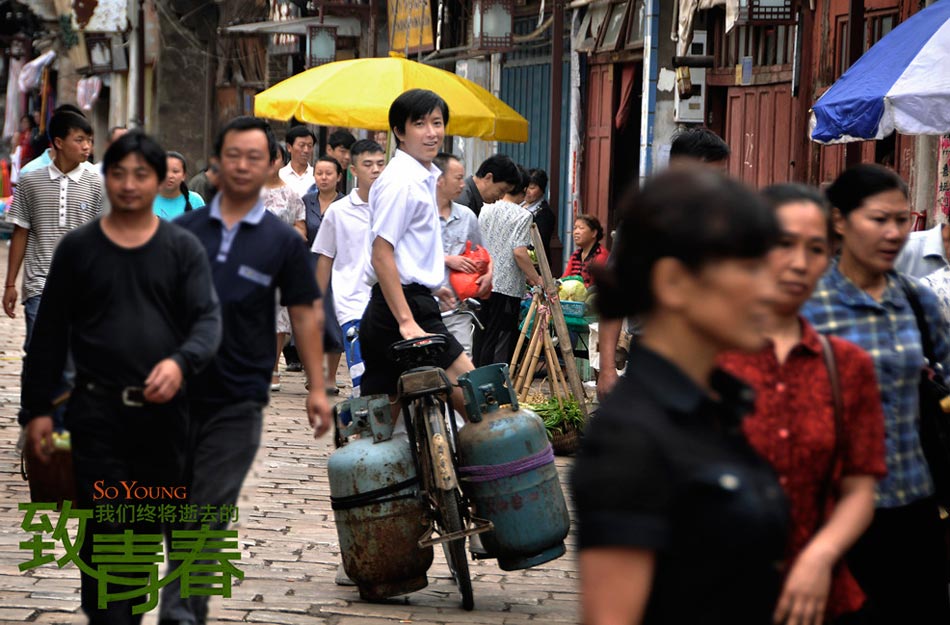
[328,395,432,600]
[457,365,570,571]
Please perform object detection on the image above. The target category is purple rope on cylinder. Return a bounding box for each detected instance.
[458,444,555,483]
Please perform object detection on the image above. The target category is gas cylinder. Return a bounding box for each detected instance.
[327,395,433,600]
[456,365,570,571]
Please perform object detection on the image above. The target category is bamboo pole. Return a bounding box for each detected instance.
[544,328,570,401]
[518,322,545,397]
[530,224,589,420]
[547,330,567,401]
[514,315,544,393]
[519,316,547,401]
[542,324,564,408]
[510,290,540,377]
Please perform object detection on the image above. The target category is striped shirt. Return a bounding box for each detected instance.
[802,258,950,508]
[7,163,104,300]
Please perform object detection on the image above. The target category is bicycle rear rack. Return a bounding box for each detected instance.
[417,515,493,549]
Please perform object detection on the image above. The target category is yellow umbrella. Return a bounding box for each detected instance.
[254,54,528,143]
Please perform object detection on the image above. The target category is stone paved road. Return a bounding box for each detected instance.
[0,251,581,625]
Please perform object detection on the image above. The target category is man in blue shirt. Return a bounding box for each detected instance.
[159,117,331,625]
[895,222,949,279]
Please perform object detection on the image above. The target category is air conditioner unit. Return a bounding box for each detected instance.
[674,30,707,124]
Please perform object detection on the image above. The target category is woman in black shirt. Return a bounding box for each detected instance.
[572,168,790,625]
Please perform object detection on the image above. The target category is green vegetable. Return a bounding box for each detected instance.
[524,396,585,439]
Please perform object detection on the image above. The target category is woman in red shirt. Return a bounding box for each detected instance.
[720,184,886,624]
[563,214,609,287]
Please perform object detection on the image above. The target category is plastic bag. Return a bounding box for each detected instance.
[449,240,491,300]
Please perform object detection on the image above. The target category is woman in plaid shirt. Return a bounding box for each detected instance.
[802,164,950,623]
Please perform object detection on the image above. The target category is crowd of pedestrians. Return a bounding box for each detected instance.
[576,132,950,624]
[8,90,950,625]
[3,90,567,624]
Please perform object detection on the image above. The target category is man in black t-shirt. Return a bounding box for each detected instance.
[159,117,331,625]
[22,131,222,624]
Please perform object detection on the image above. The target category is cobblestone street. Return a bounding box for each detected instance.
[0,253,581,625]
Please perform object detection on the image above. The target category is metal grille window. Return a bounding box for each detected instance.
[737,0,795,24]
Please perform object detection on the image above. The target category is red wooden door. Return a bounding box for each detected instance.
[725,83,795,187]
[583,64,614,228]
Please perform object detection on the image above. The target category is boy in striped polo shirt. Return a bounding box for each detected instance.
[5,110,103,430]
[4,111,103,348]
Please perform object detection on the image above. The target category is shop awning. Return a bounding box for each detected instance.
[224,16,361,38]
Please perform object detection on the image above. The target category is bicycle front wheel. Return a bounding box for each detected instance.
[436,487,474,611]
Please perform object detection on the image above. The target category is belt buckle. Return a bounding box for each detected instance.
[121,387,145,407]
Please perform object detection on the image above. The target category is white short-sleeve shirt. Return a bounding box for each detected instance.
[279,163,314,199]
[362,150,444,290]
[312,189,373,325]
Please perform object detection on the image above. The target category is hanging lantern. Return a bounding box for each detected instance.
[307,24,337,67]
[472,0,514,52]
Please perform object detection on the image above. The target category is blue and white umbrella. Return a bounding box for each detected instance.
[810,0,950,144]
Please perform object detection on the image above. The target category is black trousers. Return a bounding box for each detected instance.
[68,390,188,625]
[847,497,950,624]
[159,400,263,625]
[359,283,464,396]
[473,293,522,368]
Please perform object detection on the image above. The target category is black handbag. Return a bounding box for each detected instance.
[898,276,950,509]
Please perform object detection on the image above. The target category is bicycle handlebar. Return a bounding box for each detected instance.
[441,298,484,331]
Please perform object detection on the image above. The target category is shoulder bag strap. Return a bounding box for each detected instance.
[898,274,937,365]
[816,332,844,520]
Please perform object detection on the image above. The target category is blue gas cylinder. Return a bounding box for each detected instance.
[456,365,570,571]
[327,395,433,600]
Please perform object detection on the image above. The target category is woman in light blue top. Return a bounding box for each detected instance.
[153,151,205,220]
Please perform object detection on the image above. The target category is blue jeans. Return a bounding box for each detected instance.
[342,319,364,396]
[23,295,41,353]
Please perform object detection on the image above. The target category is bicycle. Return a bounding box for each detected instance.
[387,301,489,611]
[332,299,482,447]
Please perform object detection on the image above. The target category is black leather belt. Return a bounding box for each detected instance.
[77,379,147,407]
